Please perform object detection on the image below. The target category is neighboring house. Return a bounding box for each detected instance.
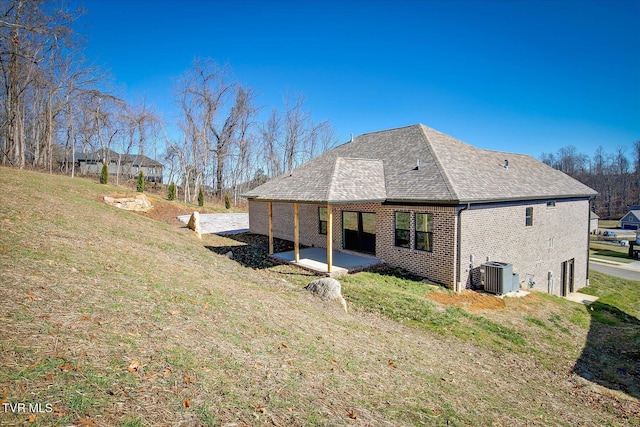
[590,211,600,234]
[621,206,640,230]
[70,148,163,183]
[244,124,597,296]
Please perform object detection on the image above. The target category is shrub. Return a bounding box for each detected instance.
[137,171,144,192]
[167,182,176,201]
[224,191,231,209]
[198,187,204,207]
[100,163,108,184]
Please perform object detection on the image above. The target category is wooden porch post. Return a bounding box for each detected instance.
[294,203,300,263]
[326,204,333,273]
[268,201,274,255]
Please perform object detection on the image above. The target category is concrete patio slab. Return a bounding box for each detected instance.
[272,247,383,277]
[565,292,599,305]
[177,213,249,235]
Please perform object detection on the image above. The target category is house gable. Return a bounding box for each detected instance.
[621,211,640,229]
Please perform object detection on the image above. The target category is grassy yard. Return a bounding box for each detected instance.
[1,167,638,426]
[590,241,635,264]
[598,219,621,229]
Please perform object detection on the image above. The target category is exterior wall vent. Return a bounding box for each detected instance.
[481,261,517,295]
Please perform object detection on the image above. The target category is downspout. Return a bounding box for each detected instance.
[586,197,595,286]
[455,203,471,293]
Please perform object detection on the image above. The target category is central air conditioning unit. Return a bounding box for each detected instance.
[481,261,516,295]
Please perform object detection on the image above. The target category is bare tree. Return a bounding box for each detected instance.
[173,59,258,201]
[257,93,337,178]
[283,92,313,172]
[259,108,282,178]
[0,0,82,168]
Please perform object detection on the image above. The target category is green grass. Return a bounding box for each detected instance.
[598,219,621,229]
[342,270,527,351]
[574,271,640,397]
[580,270,640,320]
[589,241,634,263]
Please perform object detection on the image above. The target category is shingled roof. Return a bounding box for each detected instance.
[244,124,597,204]
[75,148,163,167]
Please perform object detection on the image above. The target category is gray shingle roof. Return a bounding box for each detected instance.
[75,148,163,167]
[244,124,597,204]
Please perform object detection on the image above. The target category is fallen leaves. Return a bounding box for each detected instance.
[183,398,190,408]
[387,359,397,368]
[126,360,142,375]
[76,418,98,426]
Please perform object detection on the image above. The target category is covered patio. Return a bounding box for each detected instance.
[247,157,387,276]
[272,247,383,277]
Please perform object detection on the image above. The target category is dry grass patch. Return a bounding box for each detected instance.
[425,289,507,310]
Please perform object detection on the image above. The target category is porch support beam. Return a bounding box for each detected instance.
[326,204,333,273]
[268,201,274,255]
[294,203,300,263]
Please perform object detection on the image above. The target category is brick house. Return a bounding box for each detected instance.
[68,148,164,183]
[244,124,597,296]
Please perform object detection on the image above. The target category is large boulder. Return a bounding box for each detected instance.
[103,194,152,212]
[305,278,347,313]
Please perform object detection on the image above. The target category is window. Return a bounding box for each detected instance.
[525,207,534,226]
[415,213,433,252]
[394,212,410,248]
[546,201,556,208]
[319,207,327,235]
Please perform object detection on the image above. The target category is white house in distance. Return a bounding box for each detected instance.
[245,124,598,296]
[590,211,600,234]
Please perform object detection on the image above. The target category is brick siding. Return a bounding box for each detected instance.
[458,199,591,295]
[248,198,590,295]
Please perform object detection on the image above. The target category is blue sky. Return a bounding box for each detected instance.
[78,0,639,159]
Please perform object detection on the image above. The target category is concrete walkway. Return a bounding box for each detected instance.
[177,213,249,235]
[565,292,599,306]
[273,247,383,277]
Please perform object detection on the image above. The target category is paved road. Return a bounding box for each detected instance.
[589,261,640,281]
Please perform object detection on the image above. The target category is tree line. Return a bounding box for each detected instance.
[0,0,337,203]
[540,142,640,219]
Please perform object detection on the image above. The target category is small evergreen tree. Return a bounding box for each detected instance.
[137,171,144,192]
[197,187,204,207]
[224,191,231,210]
[100,163,108,184]
[167,182,176,200]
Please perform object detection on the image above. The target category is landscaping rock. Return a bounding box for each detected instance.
[103,194,152,212]
[187,211,202,239]
[305,277,348,313]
